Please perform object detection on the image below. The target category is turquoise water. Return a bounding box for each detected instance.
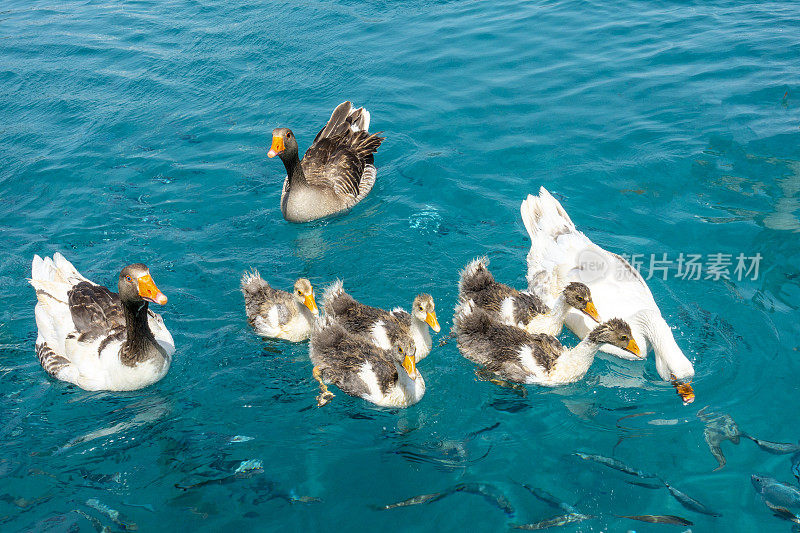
[2,0,800,530]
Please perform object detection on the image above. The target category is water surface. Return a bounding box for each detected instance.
[2,0,800,530]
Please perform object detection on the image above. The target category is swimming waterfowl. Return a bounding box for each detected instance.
[309,317,425,408]
[29,253,174,391]
[520,187,695,402]
[458,257,599,335]
[268,101,385,222]
[322,280,440,363]
[241,270,318,342]
[454,301,640,386]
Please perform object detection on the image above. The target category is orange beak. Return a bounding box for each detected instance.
[625,338,642,358]
[137,274,167,305]
[267,135,285,158]
[425,311,441,333]
[304,293,319,315]
[402,354,418,380]
[582,301,600,323]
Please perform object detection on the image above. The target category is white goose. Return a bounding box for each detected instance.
[29,253,175,391]
[520,187,695,403]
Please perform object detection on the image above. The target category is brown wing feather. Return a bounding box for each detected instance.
[313,101,353,143]
[301,131,385,199]
[528,334,563,369]
[67,282,124,342]
[311,321,399,396]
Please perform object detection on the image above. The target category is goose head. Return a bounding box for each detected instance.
[118,264,167,305]
[562,282,600,323]
[588,318,641,358]
[293,278,318,316]
[627,309,695,401]
[412,294,440,333]
[391,337,418,380]
[268,128,299,161]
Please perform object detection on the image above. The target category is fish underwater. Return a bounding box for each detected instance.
[742,435,800,455]
[517,484,581,515]
[621,514,693,525]
[173,458,319,504]
[512,483,593,530]
[573,452,659,480]
[574,450,718,517]
[511,513,591,530]
[377,482,513,516]
[453,483,515,516]
[377,492,444,510]
[662,481,721,517]
[85,498,136,531]
[764,500,800,524]
[752,474,800,508]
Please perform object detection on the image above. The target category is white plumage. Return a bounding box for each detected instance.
[520,187,694,384]
[29,253,174,391]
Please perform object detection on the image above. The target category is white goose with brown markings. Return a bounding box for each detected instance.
[29,253,174,391]
[241,270,318,342]
[322,280,440,363]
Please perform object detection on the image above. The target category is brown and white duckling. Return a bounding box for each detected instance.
[309,317,425,408]
[458,257,599,336]
[268,101,385,222]
[454,301,641,386]
[322,280,440,362]
[29,253,174,391]
[241,270,318,342]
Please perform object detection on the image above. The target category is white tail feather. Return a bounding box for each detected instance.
[459,256,489,280]
[453,299,476,325]
[322,279,345,307]
[240,268,263,288]
[354,108,370,132]
[52,252,88,284]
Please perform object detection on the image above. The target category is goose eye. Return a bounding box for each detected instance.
[620,335,628,341]
[125,275,132,283]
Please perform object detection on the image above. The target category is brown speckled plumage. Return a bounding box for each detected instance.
[324,287,408,345]
[272,101,385,222]
[459,258,548,325]
[310,319,412,397]
[455,306,559,380]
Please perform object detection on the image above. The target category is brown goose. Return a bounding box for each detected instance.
[458,257,599,336]
[29,253,174,391]
[268,101,385,222]
[454,300,640,386]
[322,280,440,363]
